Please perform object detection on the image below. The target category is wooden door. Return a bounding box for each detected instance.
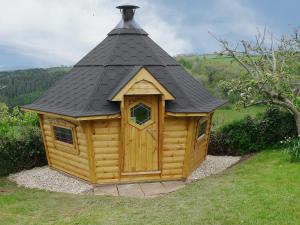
[123,95,159,173]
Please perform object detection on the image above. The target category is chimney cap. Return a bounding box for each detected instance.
[116,4,139,10]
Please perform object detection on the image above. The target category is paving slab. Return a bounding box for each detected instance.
[140,182,168,196]
[117,184,144,197]
[161,181,185,192]
[94,185,118,196]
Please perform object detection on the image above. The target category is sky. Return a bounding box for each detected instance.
[0,0,299,70]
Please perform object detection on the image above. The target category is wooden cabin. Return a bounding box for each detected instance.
[23,5,224,184]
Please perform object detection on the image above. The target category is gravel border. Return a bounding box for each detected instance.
[8,166,93,194]
[8,155,241,194]
[186,155,241,183]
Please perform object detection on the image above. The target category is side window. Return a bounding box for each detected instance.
[198,118,208,139]
[53,126,74,144]
[50,119,79,154]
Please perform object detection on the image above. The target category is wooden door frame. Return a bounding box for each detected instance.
[119,94,163,176]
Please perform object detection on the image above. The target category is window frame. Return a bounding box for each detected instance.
[50,119,79,155]
[197,117,208,141]
[128,101,153,129]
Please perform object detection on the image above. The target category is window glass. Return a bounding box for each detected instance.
[130,103,151,125]
[198,119,208,138]
[53,126,73,144]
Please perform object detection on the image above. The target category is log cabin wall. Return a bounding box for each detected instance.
[162,117,188,180]
[39,113,212,184]
[92,119,121,184]
[39,114,90,182]
[188,115,212,174]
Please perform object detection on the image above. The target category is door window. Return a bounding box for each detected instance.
[130,103,151,125]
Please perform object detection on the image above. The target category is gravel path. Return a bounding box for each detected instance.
[8,155,240,194]
[186,155,241,183]
[8,166,93,194]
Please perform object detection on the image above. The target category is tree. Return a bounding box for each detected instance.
[212,28,300,135]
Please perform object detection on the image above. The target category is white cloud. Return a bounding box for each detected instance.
[179,0,266,53]
[0,0,191,66]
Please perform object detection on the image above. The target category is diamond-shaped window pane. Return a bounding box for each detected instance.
[130,103,151,125]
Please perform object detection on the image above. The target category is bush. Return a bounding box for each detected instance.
[209,107,297,155]
[0,127,46,176]
[282,137,300,162]
[0,103,46,176]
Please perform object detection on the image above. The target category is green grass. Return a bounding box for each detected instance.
[1,150,300,225]
[213,105,266,130]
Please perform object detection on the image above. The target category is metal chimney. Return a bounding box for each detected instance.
[116,4,139,21]
[115,5,140,29]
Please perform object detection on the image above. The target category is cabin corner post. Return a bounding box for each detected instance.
[82,121,96,183]
[158,95,165,176]
[119,98,125,177]
[205,112,214,157]
[183,117,197,178]
[38,114,51,166]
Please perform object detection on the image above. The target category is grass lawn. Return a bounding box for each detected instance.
[213,105,266,130]
[1,150,299,225]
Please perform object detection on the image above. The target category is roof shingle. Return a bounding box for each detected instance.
[23,16,225,117]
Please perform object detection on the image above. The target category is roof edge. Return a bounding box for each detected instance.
[21,105,121,120]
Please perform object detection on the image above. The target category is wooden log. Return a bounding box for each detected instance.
[163,150,185,157]
[93,140,119,148]
[51,164,90,181]
[45,135,54,142]
[94,127,120,134]
[44,130,52,136]
[162,168,182,175]
[96,160,119,167]
[162,163,183,169]
[96,178,119,184]
[161,174,183,179]
[164,126,186,132]
[46,142,55,148]
[48,147,88,164]
[49,153,89,171]
[163,131,187,138]
[96,173,119,179]
[162,156,184,163]
[92,134,119,141]
[95,153,119,160]
[163,138,186,144]
[96,166,119,173]
[54,143,78,154]
[50,158,90,178]
[94,147,118,154]
[163,144,186,150]
[94,120,120,128]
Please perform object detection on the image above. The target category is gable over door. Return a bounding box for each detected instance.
[123,95,159,173]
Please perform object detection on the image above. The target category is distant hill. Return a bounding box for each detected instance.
[0,55,243,108]
[0,67,71,108]
[176,54,243,101]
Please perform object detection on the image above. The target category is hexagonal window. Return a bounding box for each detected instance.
[130,103,151,125]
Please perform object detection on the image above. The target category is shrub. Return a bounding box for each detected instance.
[209,107,297,155]
[282,137,300,162]
[0,103,46,176]
[0,127,46,176]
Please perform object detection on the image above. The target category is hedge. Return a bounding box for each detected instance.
[208,107,298,156]
[0,126,46,177]
[0,103,46,177]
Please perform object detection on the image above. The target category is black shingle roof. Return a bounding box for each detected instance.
[23,7,225,117]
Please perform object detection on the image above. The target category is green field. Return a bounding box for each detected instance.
[213,105,266,130]
[0,150,299,225]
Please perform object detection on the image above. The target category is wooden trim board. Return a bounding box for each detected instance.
[112,67,175,101]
